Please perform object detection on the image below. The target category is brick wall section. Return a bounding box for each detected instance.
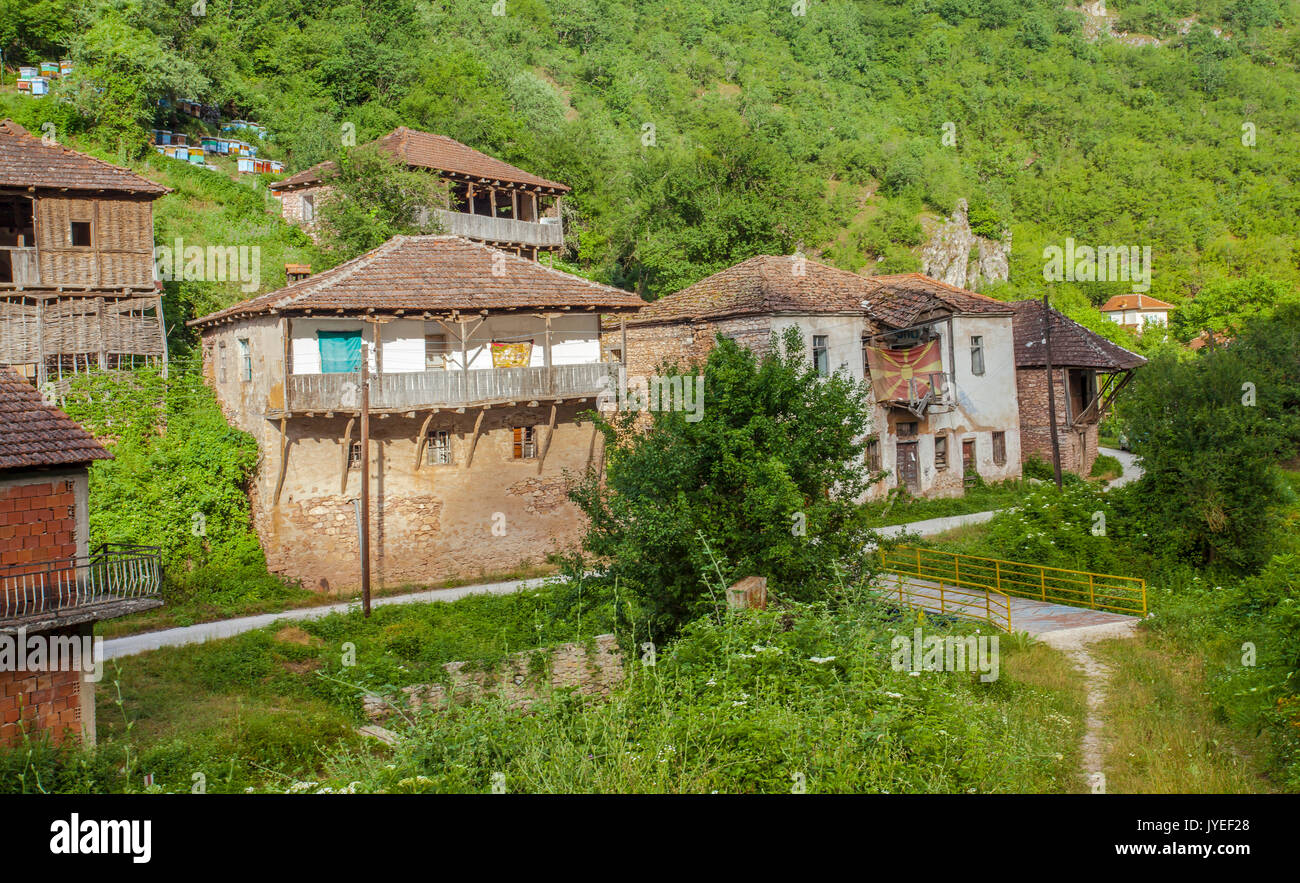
[0,627,83,747]
[1016,368,1099,475]
[365,634,624,719]
[612,316,774,376]
[0,479,76,567]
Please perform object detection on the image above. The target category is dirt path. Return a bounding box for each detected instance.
[1037,620,1139,793]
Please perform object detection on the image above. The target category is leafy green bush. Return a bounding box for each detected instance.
[568,329,877,638]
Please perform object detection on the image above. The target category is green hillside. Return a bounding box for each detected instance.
[1,0,1298,346]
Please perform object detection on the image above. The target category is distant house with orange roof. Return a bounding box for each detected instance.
[1100,293,1174,333]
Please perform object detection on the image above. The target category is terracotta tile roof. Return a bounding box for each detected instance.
[860,273,1014,328]
[1100,293,1175,312]
[624,259,1012,329]
[269,127,569,192]
[0,120,167,195]
[189,236,645,326]
[1009,300,1147,370]
[0,368,111,471]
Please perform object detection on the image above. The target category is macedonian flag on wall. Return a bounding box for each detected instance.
[864,339,944,403]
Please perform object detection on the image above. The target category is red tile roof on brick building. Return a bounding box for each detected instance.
[268,127,569,193]
[188,235,646,326]
[1009,300,1146,370]
[0,368,111,471]
[0,119,167,195]
[622,256,1013,330]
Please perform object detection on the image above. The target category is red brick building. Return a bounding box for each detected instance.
[0,368,161,747]
[1008,300,1146,476]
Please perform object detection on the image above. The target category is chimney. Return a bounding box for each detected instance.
[286,263,311,285]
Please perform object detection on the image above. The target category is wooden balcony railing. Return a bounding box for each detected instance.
[434,210,564,248]
[286,362,613,412]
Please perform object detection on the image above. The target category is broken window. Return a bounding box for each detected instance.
[812,335,830,376]
[934,434,948,470]
[426,430,452,466]
[301,193,315,224]
[218,341,227,383]
[348,440,363,470]
[865,437,881,472]
[512,425,537,459]
[992,431,1007,466]
[970,335,985,376]
[896,421,919,439]
[238,338,252,381]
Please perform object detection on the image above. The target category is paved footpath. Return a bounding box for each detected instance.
[105,450,1145,659]
[102,576,552,659]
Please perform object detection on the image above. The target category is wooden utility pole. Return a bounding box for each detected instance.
[358,342,372,617]
[1042,295,1063,489]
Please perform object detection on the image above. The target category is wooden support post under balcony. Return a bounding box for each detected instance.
[340,416,355,493]
[464,408,485,469]
[536,404,557,475]
[414,410,435,470]
[272,416,290,505]
[586,420,601,475]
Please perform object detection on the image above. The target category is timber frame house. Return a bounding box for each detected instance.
[188,234,644,592]
[269,127,570,260]
[0,120,169,387]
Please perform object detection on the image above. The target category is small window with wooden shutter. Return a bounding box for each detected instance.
[512,426,536,459]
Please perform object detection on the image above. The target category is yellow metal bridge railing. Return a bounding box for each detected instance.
[874,572,1014,633]
[880,545,1146,616]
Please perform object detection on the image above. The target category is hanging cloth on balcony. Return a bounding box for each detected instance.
[491,340,533,368]
[864,339,943,404]
[318,330,363,374]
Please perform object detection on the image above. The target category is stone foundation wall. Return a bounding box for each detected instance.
[365,633,624,719]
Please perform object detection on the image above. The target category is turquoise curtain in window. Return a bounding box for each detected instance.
[318,330,363,374]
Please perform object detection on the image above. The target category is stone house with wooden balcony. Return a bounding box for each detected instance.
[0,120,169,388]
[269,127,569,260]
[189,234,644,592]
[1009,300,1146,476]
[0,368,162,747]
[614,258,1024,499]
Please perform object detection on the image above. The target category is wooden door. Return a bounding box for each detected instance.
[896,441,919,493]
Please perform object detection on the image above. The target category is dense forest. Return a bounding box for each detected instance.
[1,0,1298,335]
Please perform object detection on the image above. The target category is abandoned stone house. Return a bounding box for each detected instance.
[189,234,644,592]
[0,120,169,389]
[0,368,162,747]
[269,127,569,260]
[1008,300,1146,476]
[613,256,1025,499]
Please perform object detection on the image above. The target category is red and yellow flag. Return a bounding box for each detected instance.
[864,340,944,402]
[491,341,533,368]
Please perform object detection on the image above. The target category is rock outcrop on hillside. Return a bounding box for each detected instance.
[921,199,1011,291]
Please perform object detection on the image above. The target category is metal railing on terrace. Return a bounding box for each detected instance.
[880,545,1146,616]
[0,543,162,621]
[287,362,613,412]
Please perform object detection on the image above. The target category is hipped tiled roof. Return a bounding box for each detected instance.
[0,120,167,195]
[1100,293,1175,312]
[624,258,1012,330]
[0,368,111,471]
[269,127,569,192]
[189,235,645,326]
[1009,300,1147,370]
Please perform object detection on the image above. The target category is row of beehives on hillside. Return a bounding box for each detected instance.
[222,120,269,140]
[151,131,283,174]
[14,60,72,96]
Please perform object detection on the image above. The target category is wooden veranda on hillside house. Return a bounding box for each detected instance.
[189,235,646,505]
[0,120,169,386]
